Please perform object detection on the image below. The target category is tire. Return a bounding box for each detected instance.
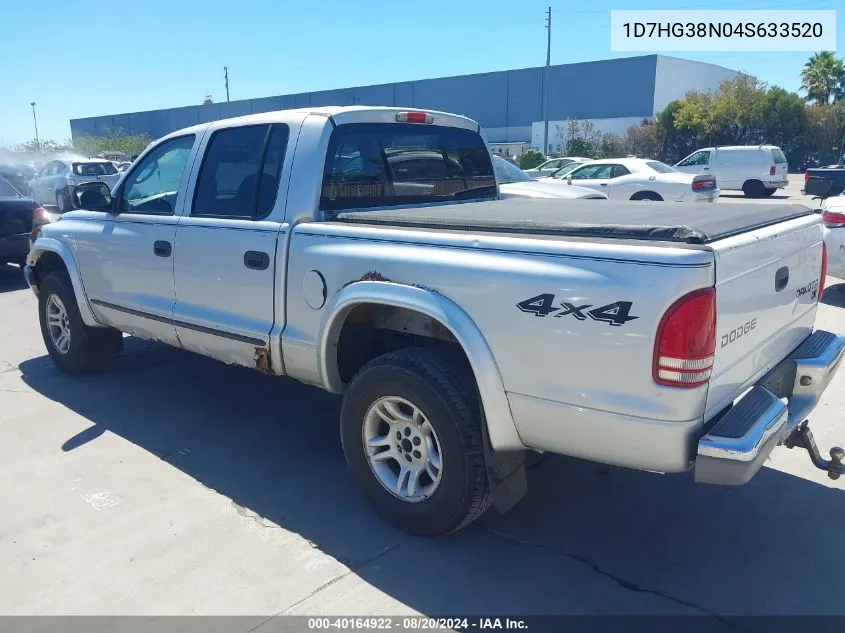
[630,191,663,201]
[762,188,776,197]
[38,271,121,374]
[340,347,491,535]
[742,180,765,198]
[56,188,72,212]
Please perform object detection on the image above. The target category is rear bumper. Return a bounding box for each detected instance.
[695,330,845,485]
[766,180,789,189]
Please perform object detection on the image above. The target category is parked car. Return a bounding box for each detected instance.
[820,195,845,279]
[27,158,122,211]
[0,175,47,269]
[674,145,788,198]
[561,158,719,202]
[492,156,606,199]
[25,106,843,535]
[523,157,590,178]
[804,156,845,199]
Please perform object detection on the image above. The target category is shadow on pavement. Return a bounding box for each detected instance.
[17,342,845,618]
[821,281,845,307]
[0,264,27,293]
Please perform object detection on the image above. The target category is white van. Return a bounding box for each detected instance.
[674,145,789,198]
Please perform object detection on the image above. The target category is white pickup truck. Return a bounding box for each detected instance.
[25,106,845,535]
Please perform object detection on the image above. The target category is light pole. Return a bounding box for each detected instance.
[542,6,551,156]
[30,102,40,150]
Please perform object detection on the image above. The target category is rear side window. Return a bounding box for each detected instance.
[320,123,495,212]
[611,164,630,178]
[73,162,117,176]
[646,161,677,174]
[193,124,289,219]
[772,149,787,164]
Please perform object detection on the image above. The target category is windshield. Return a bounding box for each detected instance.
[552,162,586,178]
[0,175,20,197]
[320,123,495,212]
[645,161,678,174]
[73,162,118,176]
[493,156,532,183]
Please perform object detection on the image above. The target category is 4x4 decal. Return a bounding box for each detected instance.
[516,293,638,327]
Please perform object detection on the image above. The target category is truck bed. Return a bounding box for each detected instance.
[336,199,814,245]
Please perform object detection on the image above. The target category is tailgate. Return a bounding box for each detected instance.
[705,215,824,418]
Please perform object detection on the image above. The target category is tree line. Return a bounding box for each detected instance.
[2,127,152,161]
[520,51,845,171]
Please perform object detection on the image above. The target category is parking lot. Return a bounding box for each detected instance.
[1,174,844,624]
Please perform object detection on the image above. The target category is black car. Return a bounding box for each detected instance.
[0,175,41,269]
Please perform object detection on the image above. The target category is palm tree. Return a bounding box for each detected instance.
[800,51,845,104]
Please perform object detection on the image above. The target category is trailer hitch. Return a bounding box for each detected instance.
[784,421,845,480]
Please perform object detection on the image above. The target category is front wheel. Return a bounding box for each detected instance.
[38,271,121,373]
[340,348,491,535]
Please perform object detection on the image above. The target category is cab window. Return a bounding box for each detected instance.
[678,151,710,167]
[119,135,195,215]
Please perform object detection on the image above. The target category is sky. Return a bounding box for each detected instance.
[1,0,842,147]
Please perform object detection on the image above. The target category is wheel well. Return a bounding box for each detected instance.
[335,303,469,384]
[630,191,663,201]
[32,251,68,290]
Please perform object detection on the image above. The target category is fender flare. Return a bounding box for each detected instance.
[27,238,101,327]
[318,281,524,452]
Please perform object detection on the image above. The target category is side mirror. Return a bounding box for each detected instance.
[566,175,572,185]
[72,183,113,212]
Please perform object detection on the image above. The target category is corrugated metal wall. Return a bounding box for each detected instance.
[70,55,662,143]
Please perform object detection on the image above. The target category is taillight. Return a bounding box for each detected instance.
[395,111,433,124]
[653,288,716,388]
[804,171,810,183]
[822,210,845,228]
[30,206,55,242]
[692,179,715,190]
[819,242,827,301]
[770,165,776,175]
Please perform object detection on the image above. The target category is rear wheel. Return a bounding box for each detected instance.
[38,271,121,374]
[762,188,776,197]
[340,347,491,535]
[630,191,663,201]
[742,180,765,198]
[56,189,72,212]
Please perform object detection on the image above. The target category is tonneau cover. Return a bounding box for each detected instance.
[335,199,815,244]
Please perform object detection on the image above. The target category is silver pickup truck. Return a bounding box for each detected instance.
[25,106,844,535]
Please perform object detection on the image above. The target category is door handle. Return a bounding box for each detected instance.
[244,250,270,270]
[154,240,172,257]
[775,266,789,292]
[703,166,710,170]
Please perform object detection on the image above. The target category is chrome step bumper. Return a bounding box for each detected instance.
[695,330,845,486]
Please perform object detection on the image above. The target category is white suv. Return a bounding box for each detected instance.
[27,158,122,211]
[674,145,789,198]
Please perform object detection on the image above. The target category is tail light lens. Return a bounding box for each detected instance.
[653,288,716,388]
[819,242,827,301]
[805,171,810,183]
[822,210,845,228]
[395,111,433,124]
[770,165,776,175]
[691,175,716,191]
[30,206,56,242]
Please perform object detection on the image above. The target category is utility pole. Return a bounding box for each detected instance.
[224,66,230,103]
[30,102,40,151]
[542,6,551,156]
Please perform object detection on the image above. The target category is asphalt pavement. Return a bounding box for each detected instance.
[1,176,843,627]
